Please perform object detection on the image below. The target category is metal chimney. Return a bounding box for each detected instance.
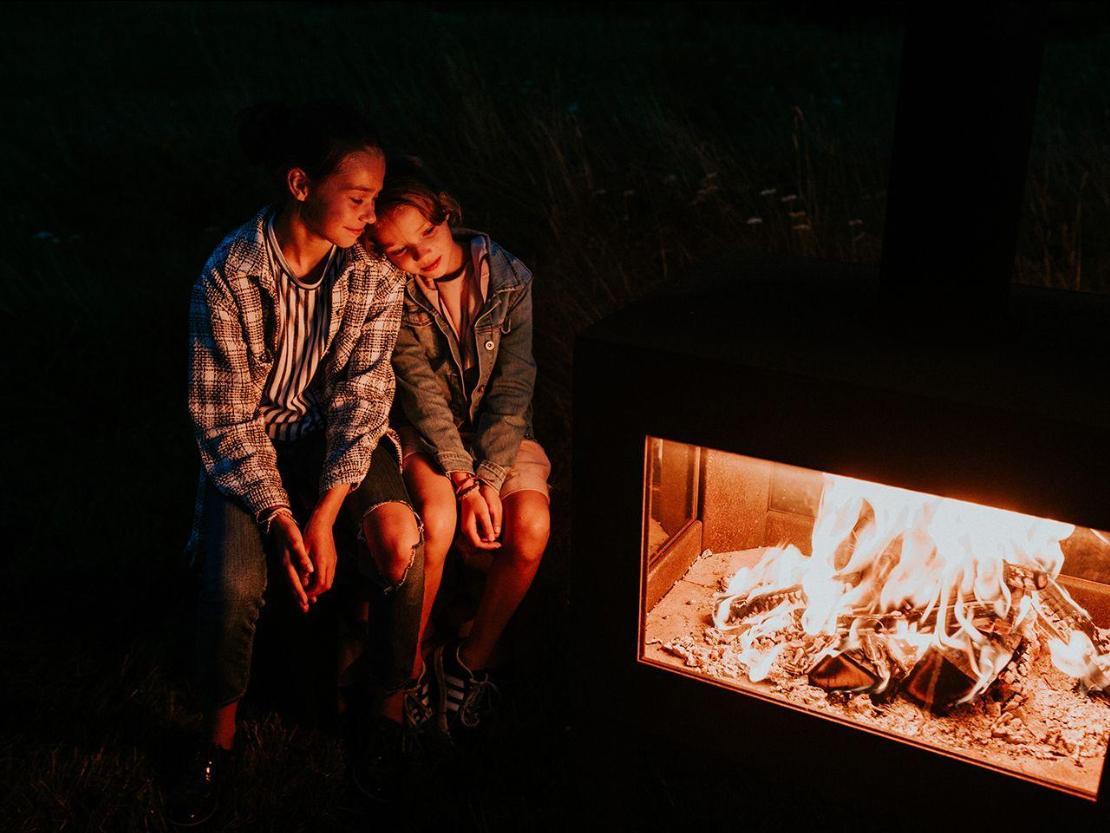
[881,4,1047,333]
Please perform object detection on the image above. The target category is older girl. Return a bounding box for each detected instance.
[172,103,423,824]
[368,158,551,741]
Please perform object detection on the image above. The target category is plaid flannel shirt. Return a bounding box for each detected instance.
[187,208,405,544]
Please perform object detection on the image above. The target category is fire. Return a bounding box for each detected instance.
[1048,631,1110,692]
[714,474,1110,706]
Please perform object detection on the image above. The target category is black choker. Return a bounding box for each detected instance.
[434,262,467,284]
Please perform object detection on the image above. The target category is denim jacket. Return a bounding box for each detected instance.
[391,231,536,490]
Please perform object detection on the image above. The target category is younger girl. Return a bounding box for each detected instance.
[369,158,551,740]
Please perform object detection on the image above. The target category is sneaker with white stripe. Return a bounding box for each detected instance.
[434,642,499,740]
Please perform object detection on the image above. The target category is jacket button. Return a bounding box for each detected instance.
[484,340,495,351]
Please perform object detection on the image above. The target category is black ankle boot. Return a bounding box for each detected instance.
[167,743,233,827]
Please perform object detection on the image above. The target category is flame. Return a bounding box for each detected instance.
[716,471,1110,701]
[1048,632,1110,692]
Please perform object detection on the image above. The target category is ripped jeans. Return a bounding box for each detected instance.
[195,431,424,709]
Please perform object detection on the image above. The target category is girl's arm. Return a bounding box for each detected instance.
[391,309,476,477]
[187,269,291,523]
[472,278,537,490]
[320,262,406,493]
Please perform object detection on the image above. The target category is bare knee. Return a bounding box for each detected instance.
[505,501,550,567]
[363,503,421,586]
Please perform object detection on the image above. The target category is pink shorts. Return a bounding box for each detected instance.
[397,425,551,501]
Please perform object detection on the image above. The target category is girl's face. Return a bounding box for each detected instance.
[298,149,385,248]
[371,203,463,280]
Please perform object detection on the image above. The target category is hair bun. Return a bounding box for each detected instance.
[236,101,294,170]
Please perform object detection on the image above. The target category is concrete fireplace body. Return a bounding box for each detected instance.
[572,263,1110,823]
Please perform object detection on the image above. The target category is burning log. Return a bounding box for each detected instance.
[991,630,1039,714]
[808,650,879,691]
[807,629,910,696]
[1003,562,1048,594]
[714,585,804,629]
[1035,578,1110,653]
[902,646,982,713]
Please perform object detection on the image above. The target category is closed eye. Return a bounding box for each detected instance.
[422,225,435,237]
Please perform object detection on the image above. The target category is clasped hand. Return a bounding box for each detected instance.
[459,482,503,551]
[270,512,338,613]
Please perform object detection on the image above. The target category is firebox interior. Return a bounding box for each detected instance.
[641,437,1110,799]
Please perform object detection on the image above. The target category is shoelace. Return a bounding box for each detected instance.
[402,675,435,730]
[459,675,500,729]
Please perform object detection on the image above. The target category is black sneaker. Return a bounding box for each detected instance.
[434,642,500,741]
[351,714,428,803]
[403,664,435,734]
[166,743,233,828]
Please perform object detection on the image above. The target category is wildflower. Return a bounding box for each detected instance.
[781,194,798,203]
[759,188,777,196]
[746,217,764,225]
[788,210,807,219]
[848,219,864,227]
[792,223,811,231]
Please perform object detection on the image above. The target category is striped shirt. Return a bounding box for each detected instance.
[258,218,336,441]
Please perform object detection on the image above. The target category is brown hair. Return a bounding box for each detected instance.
[236,100,383,200]
[374,155,462,230]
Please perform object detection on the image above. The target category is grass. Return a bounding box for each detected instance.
[3,2,1108,830]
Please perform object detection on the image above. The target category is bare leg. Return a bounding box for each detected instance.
[460,491,550,670]
[210,701,238,750]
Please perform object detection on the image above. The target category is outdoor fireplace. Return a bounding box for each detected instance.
[572,6,1109,823]
[572,269,1110,822]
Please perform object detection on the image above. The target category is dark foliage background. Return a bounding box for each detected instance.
[2,2,1108,830]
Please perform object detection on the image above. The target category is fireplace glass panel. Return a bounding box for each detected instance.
[640,436,1110,799]
[645,438,701,562]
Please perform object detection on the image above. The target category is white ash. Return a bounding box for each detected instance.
[661,616,1110,789]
